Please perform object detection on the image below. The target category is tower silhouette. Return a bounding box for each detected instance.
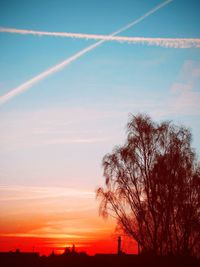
[118,236,121,255]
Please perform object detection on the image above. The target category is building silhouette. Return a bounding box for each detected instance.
[0,239,199,267]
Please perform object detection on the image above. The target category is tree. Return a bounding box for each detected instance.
[97,114,200,256]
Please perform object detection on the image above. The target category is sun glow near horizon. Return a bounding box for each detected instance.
[0,184,127,255]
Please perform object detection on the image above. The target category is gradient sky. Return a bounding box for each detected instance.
[0,0,200,255]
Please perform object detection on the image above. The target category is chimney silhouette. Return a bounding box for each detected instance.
[118,236,121,255]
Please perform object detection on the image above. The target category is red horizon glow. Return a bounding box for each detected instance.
[0,235,138,256]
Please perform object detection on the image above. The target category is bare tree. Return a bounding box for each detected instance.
[97,114,200,256]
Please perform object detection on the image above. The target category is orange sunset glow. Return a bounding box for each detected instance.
[0,185,137,255]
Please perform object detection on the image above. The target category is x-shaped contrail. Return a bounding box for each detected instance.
[0,0,173,105]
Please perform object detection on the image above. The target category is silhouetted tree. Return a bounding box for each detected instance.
[97,114,200,257]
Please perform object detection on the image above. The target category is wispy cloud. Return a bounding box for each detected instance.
[169,61,200,115]
[0,105,118,153]
[44,138,108,145]
[1,232,86,239]
[150,60,200,118]
[1,27,199,48]
[0,185,95,202]
[0,0,172,105]
[170,84,200,115]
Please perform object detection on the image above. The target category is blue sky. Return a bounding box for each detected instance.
[0,0,200,191]
[0,0,200,254]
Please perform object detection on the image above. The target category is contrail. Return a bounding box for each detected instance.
[1,27,200,48]
[0,0,173,105]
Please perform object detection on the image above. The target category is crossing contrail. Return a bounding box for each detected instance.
[0,0,173,105]
[1,26,199,48]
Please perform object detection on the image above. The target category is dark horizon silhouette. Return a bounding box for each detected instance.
[1,242,200,267]
[1,236,200,267]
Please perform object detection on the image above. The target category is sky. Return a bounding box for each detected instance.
[0,0,200,255]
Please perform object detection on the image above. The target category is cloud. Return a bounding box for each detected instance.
[0,185,95,202]
[0,106,122,153]
[192,68,200,78]
[2,26,199,48]
[171,82,192,93]
[177,60,200,81]
[151,60,200,118]
[0,0,172,105]
[44,138,108,145]
[170,83,200,115]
